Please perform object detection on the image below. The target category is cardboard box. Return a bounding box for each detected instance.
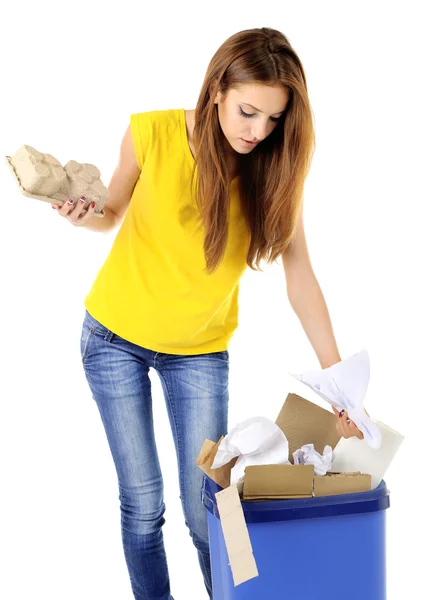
[314,471,371,496]
[196,393,372,586]
[242,464,314,500]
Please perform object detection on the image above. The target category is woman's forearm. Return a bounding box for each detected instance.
[82,207,120,233]
[288,276,341,369]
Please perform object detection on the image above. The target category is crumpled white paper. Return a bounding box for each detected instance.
[211,416,289,485]
[289,349,382,449]
[293,443,333,476]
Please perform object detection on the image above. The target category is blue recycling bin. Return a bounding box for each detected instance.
[202,474,390,600]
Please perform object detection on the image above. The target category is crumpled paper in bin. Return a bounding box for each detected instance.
[289,349,382,449]
[293,443,333,476]
[211,416,289,485]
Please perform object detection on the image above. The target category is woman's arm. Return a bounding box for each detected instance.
[282,208,365,440]
[282,208,341,369]
[83,122,141,233]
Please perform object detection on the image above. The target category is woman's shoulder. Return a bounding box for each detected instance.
[131,107,184,121]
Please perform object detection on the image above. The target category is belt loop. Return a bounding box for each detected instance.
[105,330,115,342]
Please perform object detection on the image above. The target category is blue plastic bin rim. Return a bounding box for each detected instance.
[202,474,390,523]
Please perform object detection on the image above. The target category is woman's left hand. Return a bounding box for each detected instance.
[332,407,364,440]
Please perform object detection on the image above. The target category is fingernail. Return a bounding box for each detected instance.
[79,197,85,204]
[339,410,345,418]
[67,199,74,205]
[91,202,96,208]
[346,418,351,424]
[52,205,56,209]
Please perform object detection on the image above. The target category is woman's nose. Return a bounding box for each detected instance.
[251,120,270,142]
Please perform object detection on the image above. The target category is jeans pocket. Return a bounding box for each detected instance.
[80,311,117,363]
[82,310,112,337]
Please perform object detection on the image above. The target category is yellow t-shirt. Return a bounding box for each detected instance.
[84,108,250,354]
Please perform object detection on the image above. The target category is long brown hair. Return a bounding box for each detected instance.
[191,27,315,274]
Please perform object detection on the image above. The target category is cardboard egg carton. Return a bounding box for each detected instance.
[5,145,107,217]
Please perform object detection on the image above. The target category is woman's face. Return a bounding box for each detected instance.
[214,82,290,155]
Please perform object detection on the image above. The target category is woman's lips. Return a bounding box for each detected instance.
[241,138,259,147]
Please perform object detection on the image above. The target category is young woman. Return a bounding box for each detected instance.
[53,26,363,600]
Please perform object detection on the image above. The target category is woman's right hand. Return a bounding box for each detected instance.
[51,196,97,226]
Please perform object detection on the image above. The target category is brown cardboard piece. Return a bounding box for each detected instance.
[215,485,259,586]
[314,472,371,496]
[196,436,238,489]
[243,464,314,500]
[276,393,341,462]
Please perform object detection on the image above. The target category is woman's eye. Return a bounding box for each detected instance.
[239,107,253,118]
[239,106,282,122]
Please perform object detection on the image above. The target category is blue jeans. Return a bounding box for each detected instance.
[79,309,229,600]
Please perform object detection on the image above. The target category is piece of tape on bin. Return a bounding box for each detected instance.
[215,484,259,586]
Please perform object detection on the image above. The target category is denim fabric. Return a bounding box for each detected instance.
[80,309,229,600]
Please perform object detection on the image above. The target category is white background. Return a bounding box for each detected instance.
[1,1,419,598]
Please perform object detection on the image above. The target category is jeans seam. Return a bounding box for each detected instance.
[156,370,185,513]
